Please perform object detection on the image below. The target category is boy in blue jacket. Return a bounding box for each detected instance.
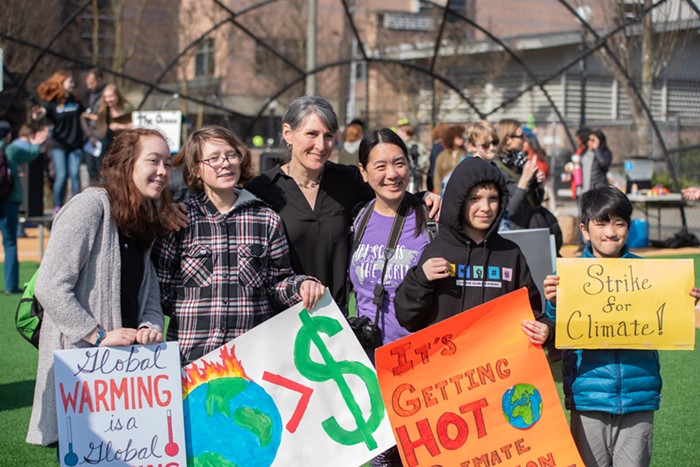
[544,185,699,466]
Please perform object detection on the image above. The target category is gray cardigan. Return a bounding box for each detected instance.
[27,188,164,445]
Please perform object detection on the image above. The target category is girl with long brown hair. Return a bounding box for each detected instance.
[27,128,173,446]
[33,70,87,212]
[94,83,133,154]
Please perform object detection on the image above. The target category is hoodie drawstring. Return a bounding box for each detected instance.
[460,240,473,312]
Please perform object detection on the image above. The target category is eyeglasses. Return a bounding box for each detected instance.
[479,139,499,150]
[200,153,242,170]
[510,133,524,140]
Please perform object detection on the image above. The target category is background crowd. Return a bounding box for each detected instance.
[0,66,694,467]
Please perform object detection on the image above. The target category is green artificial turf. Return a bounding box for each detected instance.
[1,257,698,466]
[0,262,57,466]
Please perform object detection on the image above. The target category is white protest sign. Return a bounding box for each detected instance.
[53,342,186,467]
[181,290,395,466]
[132,110,182,152]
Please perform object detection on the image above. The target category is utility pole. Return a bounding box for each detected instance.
[305,0,318,96]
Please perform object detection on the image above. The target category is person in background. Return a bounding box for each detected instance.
[153,126,324,365]
[432,124,466,194]
[245,96,441,310]
[0,121,49,294]
[337,119,364,165]
[495,118,545,229]
[396,119,428,193]
[95,83,133,155]
[426,123,448,193]
[27,128,172,446]
[583,129,612,193]
[543,185,700,467]
[465,120,498,163]
[394,157,552,345]
[523,128,550,180]
[82,68,106,183]
[575,128,612,252]
[32,70,87,212]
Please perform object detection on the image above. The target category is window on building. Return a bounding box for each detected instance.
[195,38,215,78]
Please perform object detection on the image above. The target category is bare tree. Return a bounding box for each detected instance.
[590,0,691,157]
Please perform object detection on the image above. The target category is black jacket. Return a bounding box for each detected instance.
[394,157,552,338]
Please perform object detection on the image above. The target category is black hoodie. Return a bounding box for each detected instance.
[394,157,551,337]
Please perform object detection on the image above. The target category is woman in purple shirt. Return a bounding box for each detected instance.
[350,128,433,349]
[350,129,432,465]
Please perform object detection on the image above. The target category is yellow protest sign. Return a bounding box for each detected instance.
[555,258,695,350]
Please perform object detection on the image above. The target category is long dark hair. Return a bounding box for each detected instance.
[358,128,426,237]
[593,129,609,150]
[99,128,172,247]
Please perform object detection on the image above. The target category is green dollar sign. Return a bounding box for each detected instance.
[294,309,385,450]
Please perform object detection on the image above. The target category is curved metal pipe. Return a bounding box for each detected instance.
[244,56,486,138]
[138,0,298,110]
[8,0,92,108]
[0,32,245,118]
[424,0,576,148]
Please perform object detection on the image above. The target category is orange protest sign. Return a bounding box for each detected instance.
[375,288,582,467]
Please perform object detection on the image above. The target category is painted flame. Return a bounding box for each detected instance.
[181,345,250,398]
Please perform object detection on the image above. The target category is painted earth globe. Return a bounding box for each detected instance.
[501,383,543,429]
[184,376,283,466]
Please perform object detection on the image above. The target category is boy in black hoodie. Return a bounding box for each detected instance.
[394,157,553,345]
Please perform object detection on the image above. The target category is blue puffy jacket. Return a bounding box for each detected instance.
[546,244,661,413]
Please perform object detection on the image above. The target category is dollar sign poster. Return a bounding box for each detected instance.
[52,342,186,467]
[375,288,583,467]
[555,258,696,350]
[180,290,395,466]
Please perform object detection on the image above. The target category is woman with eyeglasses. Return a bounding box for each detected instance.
[152,125,325,365]
[495,118,546,229]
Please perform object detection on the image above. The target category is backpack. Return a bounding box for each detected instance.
[528,206,563,256]
[0,146,14,202]
[15,269,44,348]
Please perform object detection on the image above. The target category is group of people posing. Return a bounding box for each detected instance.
[23,94,697,467]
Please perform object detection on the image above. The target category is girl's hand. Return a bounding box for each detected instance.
[136,326,163,345]
[543,275,560,305]
[690,287,700,306]
[517,159,538,189]
[588,134,600,150]
[423,192,442,221]
[422,257,452,282]
[100,328,138,347]
[299,280,325,311]
[535,169,546,184]
[162,203,189,231]
[682,187,700,201]
[31,126,49,145]
[521,320,550,346]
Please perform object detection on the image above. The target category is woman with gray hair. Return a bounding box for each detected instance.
[246,96,440,309]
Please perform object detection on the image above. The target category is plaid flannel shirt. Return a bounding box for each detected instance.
[152,189,311,364]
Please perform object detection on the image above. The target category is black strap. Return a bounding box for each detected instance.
[353,199,410,326]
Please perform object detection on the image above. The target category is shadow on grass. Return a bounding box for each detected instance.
[0,380,36,412]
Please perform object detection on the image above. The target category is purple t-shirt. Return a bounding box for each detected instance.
[350,207,429,345]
